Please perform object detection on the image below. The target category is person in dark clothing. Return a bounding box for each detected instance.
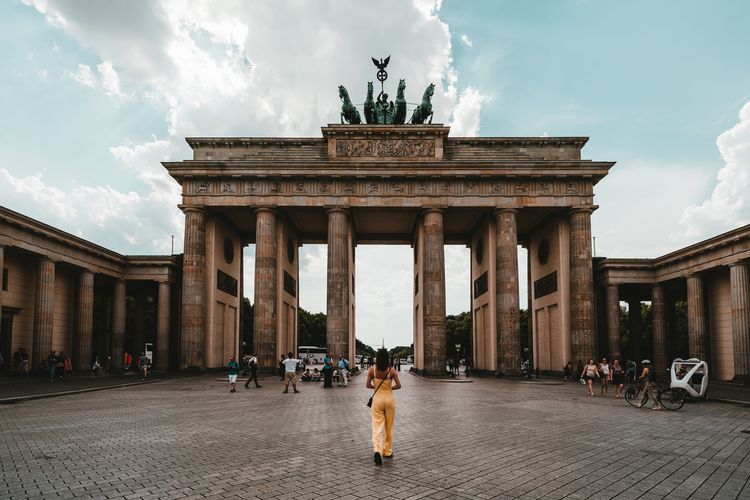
[322,351,334,388]
[279,354,286,381]
[47,351,58,381]
[244,353,262,388]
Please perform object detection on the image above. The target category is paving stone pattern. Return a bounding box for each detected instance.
[1,374,749,499]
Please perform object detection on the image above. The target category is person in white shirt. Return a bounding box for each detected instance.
[282,351,301,394]
[599,357,611,396]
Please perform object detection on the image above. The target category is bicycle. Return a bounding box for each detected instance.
[624,381,684,411]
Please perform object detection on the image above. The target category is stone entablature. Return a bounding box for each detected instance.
[0,206,178,282]
[166,126,611,210]
[179,177,595,208]
[595,224,750,285]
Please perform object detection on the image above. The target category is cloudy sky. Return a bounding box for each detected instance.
[2,0,749,350]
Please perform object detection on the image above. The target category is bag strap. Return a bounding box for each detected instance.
[371,369,389,398]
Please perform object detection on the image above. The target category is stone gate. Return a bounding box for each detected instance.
[163,124,614,375]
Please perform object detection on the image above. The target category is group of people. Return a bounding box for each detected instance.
[564,357,662,409]
[122,351,151,379]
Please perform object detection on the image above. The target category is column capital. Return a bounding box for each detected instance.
[728,261,750,268]
[255,207,279,216]
[179,205,206,215]
[422,208,445,216]
[568,206,594,216]
[325,207,350,215]
[493,208,518,218]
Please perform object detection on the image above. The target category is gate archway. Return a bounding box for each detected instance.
[164,124,613,375]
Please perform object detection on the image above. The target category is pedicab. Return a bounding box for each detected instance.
[668,358,709,403]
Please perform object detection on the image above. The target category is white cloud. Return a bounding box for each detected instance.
[70,63,96,87]
[449,86,487,136]
[69,60,128,101]
[460,34,473,47]
[675,101,750,240]
[592,160,715,258]
[97,61,123,99]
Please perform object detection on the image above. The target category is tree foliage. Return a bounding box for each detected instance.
[446,311,472,358]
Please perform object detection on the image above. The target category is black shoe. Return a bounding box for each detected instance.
[373,452,382,465]
[256,385,262,388]
[283,390,288,393]
[244,384,249,389]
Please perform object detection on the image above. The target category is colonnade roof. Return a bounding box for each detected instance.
[595,224,750,286]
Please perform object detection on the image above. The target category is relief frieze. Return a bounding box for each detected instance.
[190,178,591,199]
[335,139,435,158]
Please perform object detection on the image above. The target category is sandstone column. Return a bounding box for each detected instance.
[111,279,127,371]
[651,284,667,374]
[729,262,750,381]
[156,281,171,371]
[133,289,147,356]
[422,209,447,375]
[569,208,596,363]
[495,209,520,375]
[180,207,206,370]
[32,257,55,368]
[0,245,4,348]
[606,284,621,359]
[74,270,94,371]
[326,208,350,357]
[253,208,277,370]
[686,274,707,360]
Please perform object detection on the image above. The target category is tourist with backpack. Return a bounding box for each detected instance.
[243,353,261,388]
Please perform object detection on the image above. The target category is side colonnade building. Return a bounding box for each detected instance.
[595,225,750,382]
[0,207,180,372]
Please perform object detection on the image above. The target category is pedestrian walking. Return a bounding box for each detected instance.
[322,351,334,388]
[582,358,599,396]
[138,352,150,379]
[282,352,301,393]
[636,359,661,410]
[227,356,240,393]
[611,359,625,399]
[366,348,402,466]
[599,357,610,395]
[626,359,637,383]
[244,353,262,388]
[337,353,350,387]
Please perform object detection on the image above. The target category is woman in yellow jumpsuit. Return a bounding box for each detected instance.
[366,348,402,465]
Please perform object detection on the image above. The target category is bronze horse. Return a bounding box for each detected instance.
[364,82,375,124]
[339,85,362,124]
[410,83,435,124]
[394,79,407,125]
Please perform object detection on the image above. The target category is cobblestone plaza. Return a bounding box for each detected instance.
[2,375,749,499]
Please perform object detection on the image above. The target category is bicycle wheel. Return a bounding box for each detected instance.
[658,388,685,411]
[625,387,643,407]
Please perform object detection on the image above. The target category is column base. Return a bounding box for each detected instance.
[409,367,451,378]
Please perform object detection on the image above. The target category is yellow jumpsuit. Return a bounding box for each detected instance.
[371,375,396,456]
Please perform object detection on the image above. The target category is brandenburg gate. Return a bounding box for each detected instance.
[164,124,614,375]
